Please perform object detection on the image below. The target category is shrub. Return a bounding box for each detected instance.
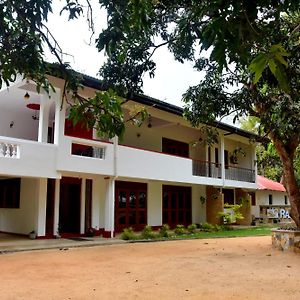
[141,225,156,239]
[174,224,186,235]
[199,223,215,232]
[187,224,197,234]
[159,224,170,238]
[121,227,137,240]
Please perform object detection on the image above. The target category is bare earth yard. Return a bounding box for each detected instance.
[0,236,300,300]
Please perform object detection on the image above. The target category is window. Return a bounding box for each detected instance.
[284,195,288,205]
[162,138,189,158]
[0,178,21,208]
[268,194,273,205]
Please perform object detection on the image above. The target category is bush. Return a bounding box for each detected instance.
[187,224,197,234]
[159,224,170,238]
[121,227,137,240]
[141,225,156,239]
[199,223,215,232]
[174,224,186,235]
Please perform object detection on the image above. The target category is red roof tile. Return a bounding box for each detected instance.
[257,175,286,192]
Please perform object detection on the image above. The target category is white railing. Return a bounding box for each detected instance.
[0,142,19,158]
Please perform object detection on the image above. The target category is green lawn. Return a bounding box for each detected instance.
[176,226,273,240]
[122,225,274,241]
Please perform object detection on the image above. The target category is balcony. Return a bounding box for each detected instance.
[56,136,114,176]
[225,165,255,183]
[192,160,221,178]
[0,136,58,178]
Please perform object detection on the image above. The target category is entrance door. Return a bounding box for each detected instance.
[59,177,81,235]
[163,185,192,227]
[115,181,147,232]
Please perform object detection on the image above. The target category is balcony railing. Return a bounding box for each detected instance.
[192,160,221,178]
[225,165,255,183]
[71,143,105,159]
[0,142,19,158]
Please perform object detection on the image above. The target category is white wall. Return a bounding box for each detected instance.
[0,178,39,235]
[0,108,39,141]
[92,176,106,229]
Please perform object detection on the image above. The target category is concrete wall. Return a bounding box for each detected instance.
[0,178,39,235]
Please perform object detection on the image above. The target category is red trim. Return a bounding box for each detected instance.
[102,231,115,238]
[26,103,40,110]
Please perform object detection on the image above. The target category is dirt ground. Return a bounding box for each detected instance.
[0,236,300,300]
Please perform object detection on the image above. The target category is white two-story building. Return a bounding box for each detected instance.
[0,74,259,238]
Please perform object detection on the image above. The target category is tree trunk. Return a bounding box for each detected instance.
[273,139,300,228]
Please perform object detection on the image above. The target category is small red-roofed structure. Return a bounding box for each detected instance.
[257,175,286,192]
[252,176,290,223]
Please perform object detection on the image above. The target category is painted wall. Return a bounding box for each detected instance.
[0,178,39,235]
[0,107,39,141]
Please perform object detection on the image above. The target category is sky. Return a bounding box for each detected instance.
[45,2,205,108]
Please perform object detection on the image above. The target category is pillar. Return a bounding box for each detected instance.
[54,96,66,145]
[53,179,60,236]
[206,186,223,225]
[80,179,86,234]
[103,178,115,238]
[35,178,48,237]
[38,94,52,143]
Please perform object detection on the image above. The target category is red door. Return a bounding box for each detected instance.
[162,185,192,228]
[115,182,147,232]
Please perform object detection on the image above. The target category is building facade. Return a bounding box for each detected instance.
[0,75,258,238]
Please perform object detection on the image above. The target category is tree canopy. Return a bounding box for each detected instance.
[96,1,300,226]
[1,1,300,226]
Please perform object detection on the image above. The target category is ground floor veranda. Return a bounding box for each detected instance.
[0,175,254,239]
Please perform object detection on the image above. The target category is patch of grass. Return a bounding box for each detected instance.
[177,226,273,239]
[120,225,273,241]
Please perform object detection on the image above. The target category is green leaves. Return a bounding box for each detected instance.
[249,44,290,91]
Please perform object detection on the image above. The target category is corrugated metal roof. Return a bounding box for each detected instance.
[257,175,286,192]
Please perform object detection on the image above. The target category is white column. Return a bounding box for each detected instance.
[35,178,48,237]
[38,94,52,143]
[104,177,115,237]
[92,177,103,230]
[80,179,86,234]
[53,179,61,236]
[54,96,66,145]
[220,134,225,184]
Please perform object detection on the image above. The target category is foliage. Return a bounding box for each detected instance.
[174,225,186,235]
[159,224,170,238]
[187,224,197,234]
[121,227,137,240]
[199,223,216,232]
[241,117,300,184]
[218,204,244,224]
[97,1,300,227]
[140,225,156,239]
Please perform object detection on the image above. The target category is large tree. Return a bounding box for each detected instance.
[1,1,300,227]
[96,1,300,227]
